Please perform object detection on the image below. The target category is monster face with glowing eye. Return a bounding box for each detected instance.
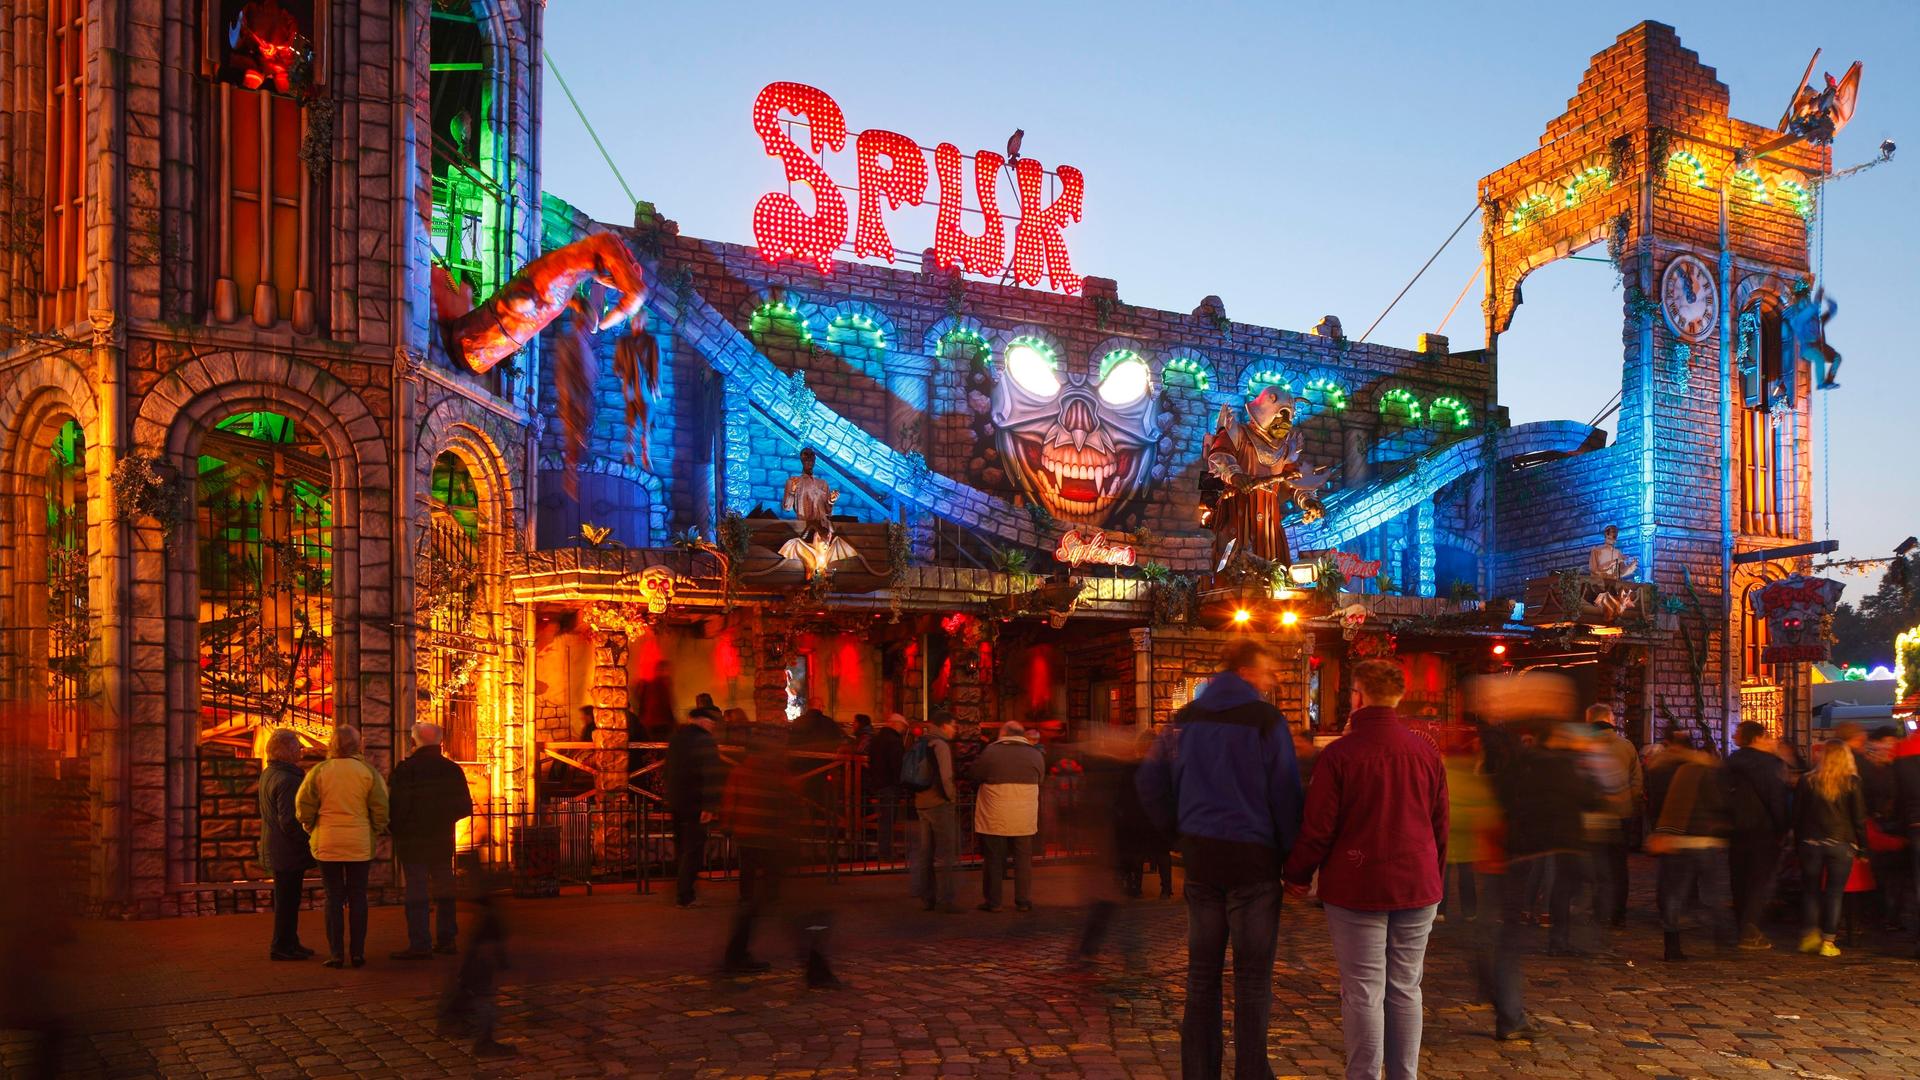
[990,343,1159,524]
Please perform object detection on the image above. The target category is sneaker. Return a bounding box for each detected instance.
[322,957,345,969]
[269,950,307,961]
[292,945,317,958]
[1819,940,1842,958]
[1798,931,1822,954]
[1495,1023,1544,1041]
[1737,931,1772,951]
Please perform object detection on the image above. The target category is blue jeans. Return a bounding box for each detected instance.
[1322,902,1437,1080]
[1798,841,1854,937]
[1182,879,1282,1080]
[1656,848,1734,942]
[402,860,457,951]
[912,802,958,907]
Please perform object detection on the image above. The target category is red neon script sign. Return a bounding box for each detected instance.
[1055,529,1135,567]
[751,82,1086,294]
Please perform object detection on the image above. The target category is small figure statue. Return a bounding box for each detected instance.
[1587,524,1640,622]
[1204,388,1330,572]
[779,448,855,576]
[226,0,305,94]
[1777,281,1841,408]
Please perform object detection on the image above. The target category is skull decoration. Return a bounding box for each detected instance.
[991,341,1158,524]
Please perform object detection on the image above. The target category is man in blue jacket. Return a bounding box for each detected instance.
[1138,639,1303,1080]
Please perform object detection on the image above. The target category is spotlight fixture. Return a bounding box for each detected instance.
[1279,610,1299,627]
[1232,608,1252,625]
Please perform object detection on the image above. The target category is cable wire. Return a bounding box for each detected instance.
[1358,205,1480,344]
[543,48,638,209]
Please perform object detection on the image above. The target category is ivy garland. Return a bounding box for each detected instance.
[111,455,189,540]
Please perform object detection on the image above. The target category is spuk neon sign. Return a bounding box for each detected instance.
[751,81,1085,294]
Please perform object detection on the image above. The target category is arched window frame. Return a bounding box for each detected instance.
[429,1,511,302]
[1379,387,1423,425]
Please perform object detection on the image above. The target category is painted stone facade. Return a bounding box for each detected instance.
[0,12,1835,917]
[1479,22,1827,744]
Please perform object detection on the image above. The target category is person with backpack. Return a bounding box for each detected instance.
[1138,640,1302,1079]
[905,712,961,913]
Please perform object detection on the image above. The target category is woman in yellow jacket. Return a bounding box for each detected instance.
[295,725,389,967]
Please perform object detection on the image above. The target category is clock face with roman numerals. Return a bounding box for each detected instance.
[1660,254,1718,342]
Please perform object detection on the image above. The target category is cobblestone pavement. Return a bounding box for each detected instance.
[7,858,1920,1078]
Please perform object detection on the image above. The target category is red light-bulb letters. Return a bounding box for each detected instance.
[853,128,928,262]
[751,82,850,273]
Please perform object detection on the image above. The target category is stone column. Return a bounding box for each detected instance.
[87,308,133,911]
[1129,628,1153,727]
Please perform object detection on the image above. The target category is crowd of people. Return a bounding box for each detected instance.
[255,653,1920,1077]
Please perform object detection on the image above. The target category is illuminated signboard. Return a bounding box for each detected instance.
[750,81,1086,294]
[1055,528,1135,567]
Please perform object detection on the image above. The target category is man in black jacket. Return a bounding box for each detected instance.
[667,707,725,907]
[388,722,474,959]
[258,729,316,961]
[1724,721,1789,949]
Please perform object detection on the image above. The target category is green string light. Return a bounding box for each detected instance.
[1380,388,1422,424]
[1163,356,1213,391]
[1429,395,1470,429]
[1668,150,1709,188]
[1305,377,1348,410]
[1245,368,1291,396]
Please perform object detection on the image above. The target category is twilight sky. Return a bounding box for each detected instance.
[540,1,1920,598]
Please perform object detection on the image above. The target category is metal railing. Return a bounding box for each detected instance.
[474,744,1097,894]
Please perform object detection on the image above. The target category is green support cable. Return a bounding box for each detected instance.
[543,47,638,209]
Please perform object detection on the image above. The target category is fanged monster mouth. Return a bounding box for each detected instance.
[1014,435,1139,519]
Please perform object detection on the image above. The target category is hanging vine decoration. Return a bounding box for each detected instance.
[886,521,914,621]
[111,455,189,540]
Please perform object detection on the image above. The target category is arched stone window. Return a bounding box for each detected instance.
[41,419,88,760]
[43,0,87,327]
[193,409,335,881]
[207,0,329,331]
[430,1,507,301]
[419,450,492,763]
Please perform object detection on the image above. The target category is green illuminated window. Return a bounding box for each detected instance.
[1244,368,1291,396]
[430,4,503,299]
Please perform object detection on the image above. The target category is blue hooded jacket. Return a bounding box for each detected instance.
[1136,671,1302,884]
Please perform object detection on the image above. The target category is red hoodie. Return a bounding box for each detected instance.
[1282,706,1449,911]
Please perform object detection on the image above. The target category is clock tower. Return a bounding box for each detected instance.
[1479,22,1833,747]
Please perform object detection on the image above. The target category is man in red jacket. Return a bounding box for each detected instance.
[1284,659,1448,1080]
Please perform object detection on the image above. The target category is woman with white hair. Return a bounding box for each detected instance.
[258,728,316,960]
[294,725,390,967]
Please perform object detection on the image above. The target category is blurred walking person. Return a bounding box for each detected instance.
[1587,705,1642,927]
[1285,659,1446,1080]
[295,724,389,968]
[387,722,474,960]
[667,707,725,907]
[969,720,1046,912]
[1645,731,1733,960]
[1140,640,1302,1079]
[907,712,961,913]
[1795,739,1868,957]
[439,859,516,1058]
[722,727,840,987]
[259,728,317,961]
[1724,720,1789,949]
[1894,722,1920,957]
